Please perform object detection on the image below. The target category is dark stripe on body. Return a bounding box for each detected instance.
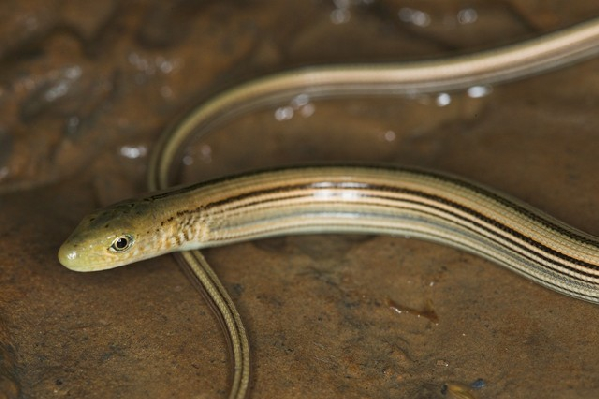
[153,164,599,249]
[200,185,599,279]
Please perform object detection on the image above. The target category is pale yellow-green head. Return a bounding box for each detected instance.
[59,199,169,272]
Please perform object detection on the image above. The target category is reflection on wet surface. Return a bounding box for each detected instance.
[386,297,439,324]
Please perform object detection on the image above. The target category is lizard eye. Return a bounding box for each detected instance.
[110,235,134,252]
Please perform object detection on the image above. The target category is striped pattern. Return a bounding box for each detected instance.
[59,16,599,399]
[157,165,599,303]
